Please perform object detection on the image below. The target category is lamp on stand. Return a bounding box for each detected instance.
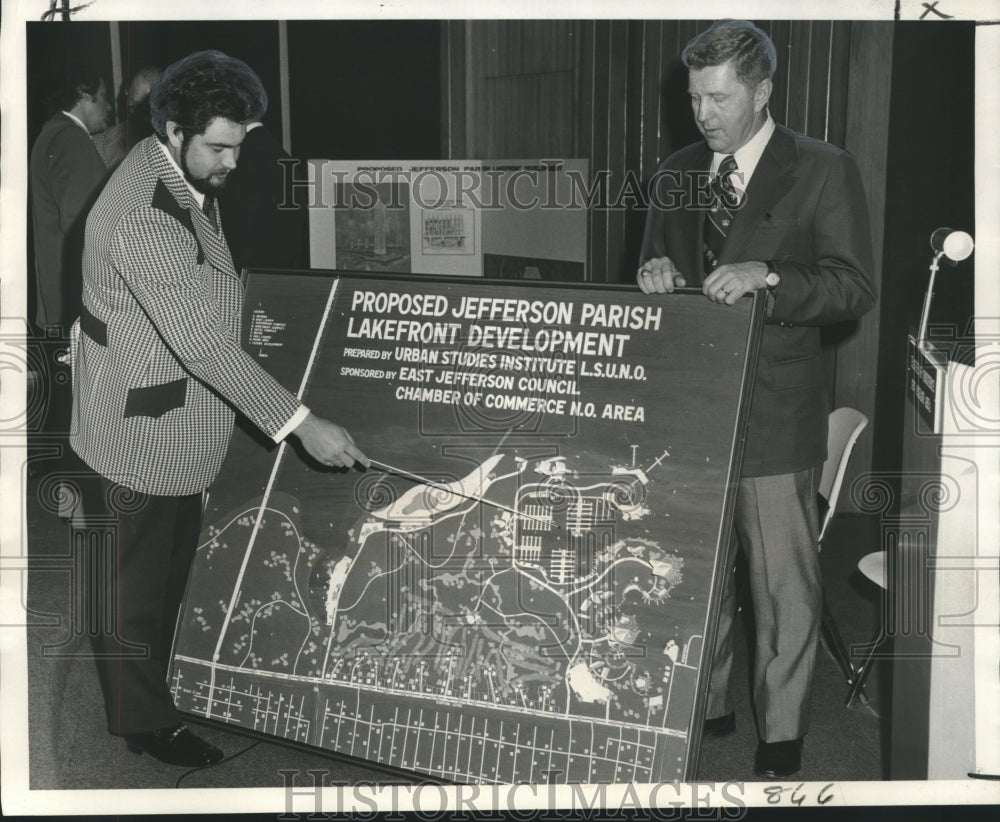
[916,227,975,355]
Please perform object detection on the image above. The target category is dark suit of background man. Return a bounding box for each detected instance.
[29,64,111,510]
[217,121,309,273]
[29,64,111,334]
[637,20,876,778]
[93,65,163,170]
[71,50,369,768]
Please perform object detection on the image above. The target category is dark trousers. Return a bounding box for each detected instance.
[81,475,202,735]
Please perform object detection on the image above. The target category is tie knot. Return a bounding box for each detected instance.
[202,196,218,231]
[714,155,740,208]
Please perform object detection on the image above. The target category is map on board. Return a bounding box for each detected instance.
[170,271,761,783]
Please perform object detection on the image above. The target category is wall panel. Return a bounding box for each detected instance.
[464,19,578,159]
[839,22,894,505]
[441,20,468,159]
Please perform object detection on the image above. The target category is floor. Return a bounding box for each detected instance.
[18,454,888,794]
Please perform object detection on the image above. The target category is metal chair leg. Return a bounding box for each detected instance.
[845,632,880,707]
[820,595,857,685]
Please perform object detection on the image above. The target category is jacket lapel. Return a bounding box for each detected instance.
[194,201,235,274]
[721,125,798,263]
[143,138,235,276]
[677,143,714,283]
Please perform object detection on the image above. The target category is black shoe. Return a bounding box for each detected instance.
[703,711,736,736]
[124,724,224,767]
[754,737,803,778]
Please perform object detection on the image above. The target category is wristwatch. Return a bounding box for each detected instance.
[764,261,781,290]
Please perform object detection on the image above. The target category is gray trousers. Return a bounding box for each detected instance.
[706,467,822,742]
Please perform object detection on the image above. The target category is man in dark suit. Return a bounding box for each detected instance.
[30,65,111,334]
[217,122,309,273]
[29,64,112,509]
[71,51,368,768]
[637,20,876,777]
[93,65,163,170]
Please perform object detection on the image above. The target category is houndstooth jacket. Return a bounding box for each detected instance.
[70,135,302,496]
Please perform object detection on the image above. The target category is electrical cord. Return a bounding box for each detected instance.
[174,739,263,788]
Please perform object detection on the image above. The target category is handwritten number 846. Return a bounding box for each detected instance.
[764,783,836,805]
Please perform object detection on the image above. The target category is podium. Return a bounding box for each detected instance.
[885,338,1000,779]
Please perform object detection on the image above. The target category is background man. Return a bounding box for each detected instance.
[71,50,368,768]
[637,20,876,778]
[28,62,112,510]
[217,120,309,273]
[30,61,111,334]
[93,65,163,169]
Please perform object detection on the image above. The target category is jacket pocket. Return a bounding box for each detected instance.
[124,377,188,418]
[768,353,821,391]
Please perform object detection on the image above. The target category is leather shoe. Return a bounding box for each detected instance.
[754,737,803,778]
[703,711,736,736]
[124,724,224,767]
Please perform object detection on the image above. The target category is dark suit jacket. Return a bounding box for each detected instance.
[217,125,308,274]
[29,112,109,331]
[640,124,877,477]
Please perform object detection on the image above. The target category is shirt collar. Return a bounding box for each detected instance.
[62,110,90,135]
[157,139,206,209]
[711,113,776,191]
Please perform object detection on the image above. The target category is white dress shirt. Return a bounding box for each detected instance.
[710,114,776,201]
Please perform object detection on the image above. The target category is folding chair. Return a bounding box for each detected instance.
[817,407,870,687]
[844,550,886,707]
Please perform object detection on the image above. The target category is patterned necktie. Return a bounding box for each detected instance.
[202,195,218,232]
[703,154,740,274]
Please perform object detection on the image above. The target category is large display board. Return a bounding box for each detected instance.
[169,271,762,783]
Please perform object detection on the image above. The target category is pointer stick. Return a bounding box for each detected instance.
[369,458,554,527]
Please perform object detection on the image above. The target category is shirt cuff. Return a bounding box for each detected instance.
[764,289,776,318]
[273,405,310,443]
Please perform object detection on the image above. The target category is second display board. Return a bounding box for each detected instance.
[307,160,589,280]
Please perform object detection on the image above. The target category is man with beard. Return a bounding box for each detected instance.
[71,51,368,767]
